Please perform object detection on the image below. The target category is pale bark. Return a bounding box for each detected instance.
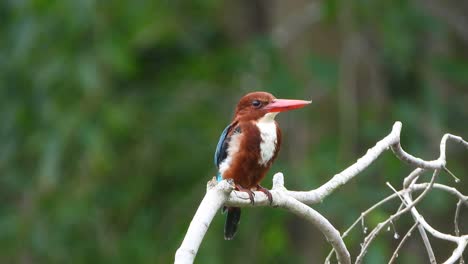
[175,122,467,263]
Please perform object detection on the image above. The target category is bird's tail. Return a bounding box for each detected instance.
[224,207,241,240]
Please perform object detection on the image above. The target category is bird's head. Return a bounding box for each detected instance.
[234,91,311,122]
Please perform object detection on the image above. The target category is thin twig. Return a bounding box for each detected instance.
[404,171,437,264]
[389,221,419,264]
[355,170,439,264]
[403,185,468,263]
[455,200,462,237]
[387,182,408,206]
[445,167,461,183]
[454,200,465,264]
[324,192,401,263]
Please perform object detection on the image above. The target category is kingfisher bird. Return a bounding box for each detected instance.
[214,91,311,240]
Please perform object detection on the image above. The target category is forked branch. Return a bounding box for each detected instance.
[175,122,467,264]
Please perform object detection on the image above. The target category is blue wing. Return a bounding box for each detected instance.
[214,124,232,168]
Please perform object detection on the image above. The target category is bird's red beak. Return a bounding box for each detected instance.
[264,98,312,113]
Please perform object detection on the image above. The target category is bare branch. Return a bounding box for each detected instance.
[455,200,462,237]
[391,133,468,170]
[325,192,401,263]
[355,170,439,264]
[403,168,425,188]
[407,203,466,243]
[454,200,465,264]
[391,142,445,169]
[175,122,467,263]
[411,184,468,206]
[279,194,350,264]
[414,215,437,264]
[175,179,234,264]
[286,122,402,204]
[402,185,468,264]
[404,171,437,263]
[176,174,351,264]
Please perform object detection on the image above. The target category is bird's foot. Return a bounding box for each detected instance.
[256,184,273,205]
[235,184,255,205]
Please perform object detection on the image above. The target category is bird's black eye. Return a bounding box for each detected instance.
[252,100,261,108]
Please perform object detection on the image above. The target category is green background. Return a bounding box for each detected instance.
[0,0,467,263]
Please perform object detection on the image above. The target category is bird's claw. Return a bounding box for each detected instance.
[256,184,273,205]
[235,184,273,206]
[235,184,256,205]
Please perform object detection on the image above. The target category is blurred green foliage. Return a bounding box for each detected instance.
[0,0,467,263]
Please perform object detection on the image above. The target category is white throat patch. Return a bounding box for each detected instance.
[256,113,278,165]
